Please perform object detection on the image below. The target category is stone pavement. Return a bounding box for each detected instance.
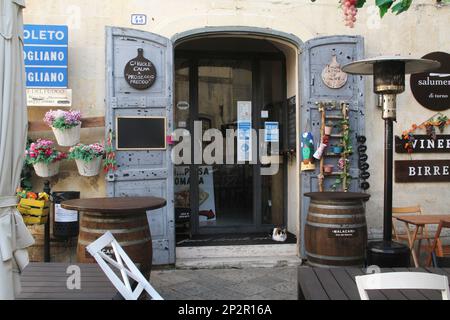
[150,266,297,300]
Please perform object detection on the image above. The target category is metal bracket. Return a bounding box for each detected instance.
[111,97,118,109]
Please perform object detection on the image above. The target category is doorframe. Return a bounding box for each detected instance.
[175,49,287,235]
[171,27,302,237]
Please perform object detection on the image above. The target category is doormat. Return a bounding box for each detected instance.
[176,232,296,247]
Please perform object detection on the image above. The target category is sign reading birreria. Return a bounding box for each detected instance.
[395,160,450,182]
[124,48,156,90]
[395,135,450,153]
[410,52,450,111]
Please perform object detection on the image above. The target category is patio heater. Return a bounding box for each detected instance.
[342,56,440,267]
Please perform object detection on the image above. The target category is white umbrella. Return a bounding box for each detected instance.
[0,0,35,300]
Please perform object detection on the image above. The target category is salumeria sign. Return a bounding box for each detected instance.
[23,25,68,88]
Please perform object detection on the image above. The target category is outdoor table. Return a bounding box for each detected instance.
[17,262,119,300]
[394,215,450,267]
[298,266,450,300]
[61,196,166,276]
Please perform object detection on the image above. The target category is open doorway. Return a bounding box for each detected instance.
[173,37,290,241]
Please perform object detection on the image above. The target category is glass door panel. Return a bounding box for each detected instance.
[197,59,253,228]
[260,60,285,225]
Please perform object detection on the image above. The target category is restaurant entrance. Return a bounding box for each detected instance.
[173,37,287,235]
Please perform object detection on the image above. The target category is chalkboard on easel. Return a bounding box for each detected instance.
[116,116,166,150]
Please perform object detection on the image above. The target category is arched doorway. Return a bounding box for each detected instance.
[172,33,298,239]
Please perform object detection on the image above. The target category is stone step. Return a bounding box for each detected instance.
[175,244,302,269]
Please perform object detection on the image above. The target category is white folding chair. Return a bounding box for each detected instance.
[355,272,449,300]
[86,231,163,300]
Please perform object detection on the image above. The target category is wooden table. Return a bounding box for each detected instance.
[394,215,450,267]
[61,197,166,213]
[17,263,119,300]
[61,197,166,275]
[298,266,450,300]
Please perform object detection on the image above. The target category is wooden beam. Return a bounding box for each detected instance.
[28,116,105,132]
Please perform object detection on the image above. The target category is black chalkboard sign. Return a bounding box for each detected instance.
[287,96,296,150]
[116,116,166,150]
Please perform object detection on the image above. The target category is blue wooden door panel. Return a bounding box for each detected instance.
[300,35,365,258]
[105,27,174,265]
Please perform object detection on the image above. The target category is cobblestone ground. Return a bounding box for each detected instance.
[150,267,297,300]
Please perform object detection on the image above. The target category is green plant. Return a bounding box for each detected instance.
[437,115,449,133]
[331,171,352,191]
[331,118,353,191]
[69,143,104,162]
[25,139,67,165]
[20,138,34,191]
[44,110,81,130]
[322,0,421,28]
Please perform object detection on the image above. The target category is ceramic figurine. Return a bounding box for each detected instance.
[301,131,316,171]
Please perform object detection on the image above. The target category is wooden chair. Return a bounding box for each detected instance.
[427,220,450,267]
[355,272,450,300]
[86,231,163,300]
[392,205,434,259]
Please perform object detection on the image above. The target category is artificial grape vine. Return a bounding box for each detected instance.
[342,0,358,28]
[332,0,436,28]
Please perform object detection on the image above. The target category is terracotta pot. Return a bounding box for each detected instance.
[52,124,81,146]
[323,164,334,174]
[33,161,60,177]
[324,126,333,135]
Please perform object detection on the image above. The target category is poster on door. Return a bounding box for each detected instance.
[174,166,216,226]
[237,101,252,162]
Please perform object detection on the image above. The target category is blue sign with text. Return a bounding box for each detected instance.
[24,25,68,88]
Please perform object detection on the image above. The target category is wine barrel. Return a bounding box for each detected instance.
[304,192,370,267]
[77,211,152,275]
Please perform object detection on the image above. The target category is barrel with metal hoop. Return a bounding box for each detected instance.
[60,197,166,276]
[304,192,370,267]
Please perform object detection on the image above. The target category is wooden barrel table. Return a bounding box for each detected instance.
[61,197,166,277]
[304,192,370,267]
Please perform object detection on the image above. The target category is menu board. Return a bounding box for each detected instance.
[287,96,296,150]
[116,116,166,150]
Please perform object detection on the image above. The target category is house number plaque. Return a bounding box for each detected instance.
[124,48,156,90]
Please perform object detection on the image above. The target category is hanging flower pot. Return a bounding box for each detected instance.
[51,123,81,146]
[69,143,105,177]
[33,161,60,178]
[75,157,102,177]
[44,110,82,146]
[26,139,67,178]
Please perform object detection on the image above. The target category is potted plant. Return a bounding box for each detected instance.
[332,144,343,154]
[324,121,333,135]
[44,109,82,146]
[323,164,334,174]
[69,143,105,177]
[437,115,448,133]
[25,139,67,177]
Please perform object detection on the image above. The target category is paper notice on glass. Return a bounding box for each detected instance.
[264,121,279,142]
[237,101,252,122]
[237,101,252,162]
[54,204,78,222]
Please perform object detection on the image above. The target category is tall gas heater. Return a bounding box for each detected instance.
[342,56,440,267]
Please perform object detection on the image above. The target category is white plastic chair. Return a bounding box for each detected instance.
[86,231,163,300]
[355,272,449,300]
